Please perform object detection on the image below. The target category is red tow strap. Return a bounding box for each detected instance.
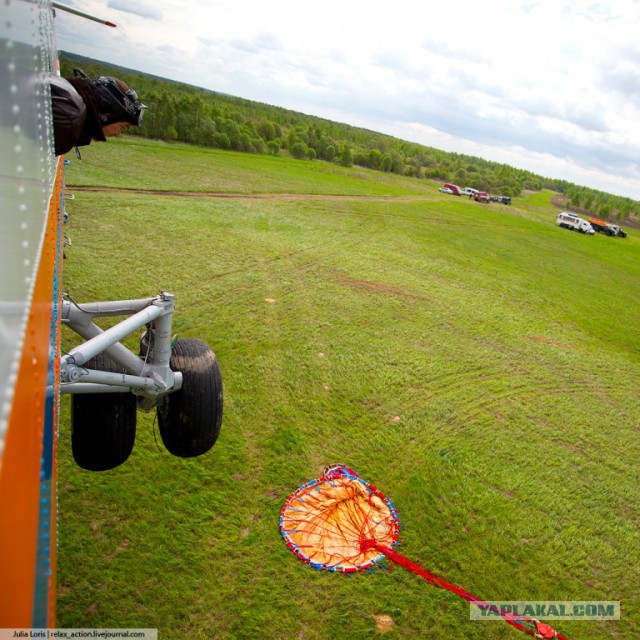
[361,540,570,640]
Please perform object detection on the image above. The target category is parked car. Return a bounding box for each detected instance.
[443,183,462,196]
[610,224,627,238]
[439,187,454,194]
[461,187,479,197]
[473,191,490,203]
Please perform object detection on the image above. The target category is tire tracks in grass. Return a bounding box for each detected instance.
[403,361,637,431]
[394,362,638,489]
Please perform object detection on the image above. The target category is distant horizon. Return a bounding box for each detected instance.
[60,49,640,209]
[55,0,640,201]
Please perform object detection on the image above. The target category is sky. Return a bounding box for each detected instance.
[55,0,640,200]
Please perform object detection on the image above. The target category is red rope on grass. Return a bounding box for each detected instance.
[361,539,569,640]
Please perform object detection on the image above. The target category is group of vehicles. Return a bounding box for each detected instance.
[437,183,629,239]
[557,212,627,237]
[438,183,511,205]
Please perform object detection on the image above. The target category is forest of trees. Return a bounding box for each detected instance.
[60,53,639,222]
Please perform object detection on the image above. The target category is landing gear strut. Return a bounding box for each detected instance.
[61,292,222,470]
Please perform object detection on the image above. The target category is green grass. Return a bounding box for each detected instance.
[57,138,640,639]
[69,136,439,196]
[520,189,556,208]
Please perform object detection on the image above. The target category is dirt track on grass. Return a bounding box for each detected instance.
[70,185,434,201]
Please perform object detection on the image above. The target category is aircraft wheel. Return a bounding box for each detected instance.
[71,354,137,471]
[157,338,223,457]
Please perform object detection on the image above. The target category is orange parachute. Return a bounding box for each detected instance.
[280,464,399,572]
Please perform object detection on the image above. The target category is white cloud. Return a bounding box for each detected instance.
[55,0,640,199]
[107,0,162,21]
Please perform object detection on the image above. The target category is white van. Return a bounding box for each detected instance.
[461,187,479,197]
[557,212,595,235]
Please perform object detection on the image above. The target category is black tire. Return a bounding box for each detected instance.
[71,354,137,471]
[157,338,223,458]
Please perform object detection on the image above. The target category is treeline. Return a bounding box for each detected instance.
[60,53,639,221]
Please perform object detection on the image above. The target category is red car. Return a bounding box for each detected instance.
[474,191,490,203]
[443,183,462,196]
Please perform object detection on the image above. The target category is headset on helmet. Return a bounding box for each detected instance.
[74,68,147,127]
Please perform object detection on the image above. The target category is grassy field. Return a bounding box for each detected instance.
[57,137,640,639]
